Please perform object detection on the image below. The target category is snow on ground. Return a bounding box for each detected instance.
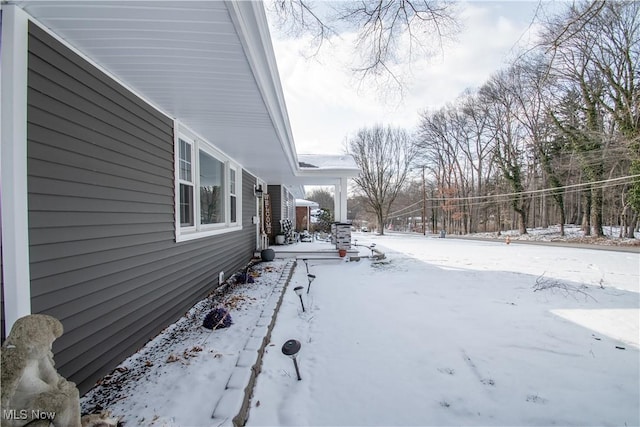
[247,234,639,427]
[80,260,290,426]
[81,233,639,426]
[458,224,639,246]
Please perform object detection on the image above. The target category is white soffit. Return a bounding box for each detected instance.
[15,0,299,183]
[294,153,360,185]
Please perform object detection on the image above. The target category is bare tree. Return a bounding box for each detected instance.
[417,104,473,234]
[416,90,498,234]
[507,57,570,235]
[458,92,498,232]
[268,0,460,91]
[348,125,419,235]
[417,106,458,232]
[355,1,639,237]
[480,69,532,235]
[269,0,334,56]
[305,187,335,212]
[539,0,640,237]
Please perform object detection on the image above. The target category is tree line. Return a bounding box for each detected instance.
[345,1,639,238]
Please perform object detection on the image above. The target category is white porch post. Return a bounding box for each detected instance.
[1,5,32,335]
[335,177,348,223]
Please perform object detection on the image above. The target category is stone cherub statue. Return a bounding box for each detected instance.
[1,314,118,427]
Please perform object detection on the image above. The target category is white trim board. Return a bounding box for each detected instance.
[1,4,32,335]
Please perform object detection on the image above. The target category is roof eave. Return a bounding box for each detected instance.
[226,0,300,178]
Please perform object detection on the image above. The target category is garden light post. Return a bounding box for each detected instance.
[282,339,302,380]
[302,258,309,274]
[293,286,305,312]
[306,274,316,294]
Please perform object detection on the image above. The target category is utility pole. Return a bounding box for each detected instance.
[422,166,426,235]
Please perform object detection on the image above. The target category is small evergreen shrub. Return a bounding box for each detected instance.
[202,307,233,330]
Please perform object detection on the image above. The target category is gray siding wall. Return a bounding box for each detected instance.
[267,185,283,238]
[27,23,257,393]
[266,185,295,241]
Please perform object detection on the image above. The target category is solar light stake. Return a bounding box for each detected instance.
[292,356,301,380]
[302,258,309,274]
[282,339,302,380]
[306,274,316,294]
[293,286,305,312]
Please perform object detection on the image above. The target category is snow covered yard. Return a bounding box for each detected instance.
[79,234,639,426]
[247,234,639,426]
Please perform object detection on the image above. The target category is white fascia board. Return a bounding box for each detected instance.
[225,1,300,176]
[1,4,32,333]
[296,168,361,179]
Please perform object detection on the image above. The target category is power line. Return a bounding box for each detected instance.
[429,174,638,202]
[387,173,640,217]
[388,199,424,217]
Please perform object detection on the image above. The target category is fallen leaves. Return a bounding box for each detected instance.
[224,294,256,310]
[166,354,180,364]
[166,346,205,364]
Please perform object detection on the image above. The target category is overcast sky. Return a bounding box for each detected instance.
[266,1,548,156]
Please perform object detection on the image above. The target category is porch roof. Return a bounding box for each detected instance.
[14,1,358,185]
[295,198,320,208]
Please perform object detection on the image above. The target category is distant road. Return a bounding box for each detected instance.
[445,235,640,253]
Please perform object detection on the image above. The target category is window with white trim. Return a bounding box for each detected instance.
[199,150,225,224]
[178,138,194,227]
[175,129,242,241]
[229,167,237,223]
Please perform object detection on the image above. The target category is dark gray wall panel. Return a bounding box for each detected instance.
[268,185,282,238]
[27,22,257,393]
[267,185,295,241]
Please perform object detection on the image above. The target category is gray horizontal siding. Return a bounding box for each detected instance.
[267,185,295,241]
[27,22,257,393]
[268,185,282,238]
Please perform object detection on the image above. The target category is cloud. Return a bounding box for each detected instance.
[269,1,542,155]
